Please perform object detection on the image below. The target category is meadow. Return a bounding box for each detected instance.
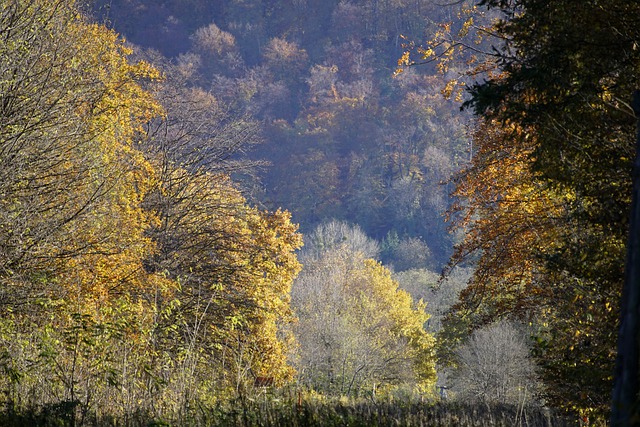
[0,393,577,427]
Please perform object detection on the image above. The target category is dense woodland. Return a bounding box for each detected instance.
[0,0,638,425]
[91,0,471,270]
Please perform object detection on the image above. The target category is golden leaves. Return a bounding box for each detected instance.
[0,0,306,410]
[294,244,436,394]
[446,118,567,326]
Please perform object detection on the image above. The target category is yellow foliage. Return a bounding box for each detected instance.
[143,163,303,391]
[51,20,163,305]
[294,247,436,395]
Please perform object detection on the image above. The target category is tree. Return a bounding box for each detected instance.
[450,320,540,405]
[302,220,380,261]
[0,2,304,419]
[292,223,436,396]
[0,0,160,302]
[190,22,243,76]
[0,0,174,419]
[442,116,620,416]
[395,267,471,334]
[0,0,166,310]
[140,61,302,399]
[437,0,640,419]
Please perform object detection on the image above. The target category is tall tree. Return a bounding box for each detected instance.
[442,0,640,419]
[140,63,302,397]
[0,0,160,303]
[0,0,171,419]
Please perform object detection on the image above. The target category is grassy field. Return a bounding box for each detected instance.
[0,395,579,426]
[203,399,575,427]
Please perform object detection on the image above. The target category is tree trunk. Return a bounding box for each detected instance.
[611,90,640,426]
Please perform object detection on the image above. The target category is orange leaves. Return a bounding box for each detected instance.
[446,118,565,325]
[445,110,621,415]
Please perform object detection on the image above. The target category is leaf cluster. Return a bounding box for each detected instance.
[440,0,640,419]
[0,0,303,421]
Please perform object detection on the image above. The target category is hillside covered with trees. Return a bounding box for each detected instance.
[91,0,472,270]
[0,0,638,425]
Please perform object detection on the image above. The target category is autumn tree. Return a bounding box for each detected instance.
[292,222,436,396]
[0,0,160,301]
[442,116,620,416]
[302,220,380,261]
[190,22,244,76]
[0,0,177,420]
[0,0,304,420]
[432,0,640,419]
[139,60,302,401]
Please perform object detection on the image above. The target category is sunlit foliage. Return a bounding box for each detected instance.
[0,0,303,422]
[292,223,436,397]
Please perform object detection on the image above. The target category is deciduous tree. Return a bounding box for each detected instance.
[438,0,640,418]
[292,223,436,396]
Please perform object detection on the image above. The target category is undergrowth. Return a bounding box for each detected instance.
[0,392,580,426]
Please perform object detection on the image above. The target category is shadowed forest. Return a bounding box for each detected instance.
[0,0,638,425]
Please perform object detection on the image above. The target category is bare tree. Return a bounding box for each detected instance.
[450,320,541,405]
[301,220,380,262]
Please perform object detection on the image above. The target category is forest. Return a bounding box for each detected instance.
[0,0,637,425]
